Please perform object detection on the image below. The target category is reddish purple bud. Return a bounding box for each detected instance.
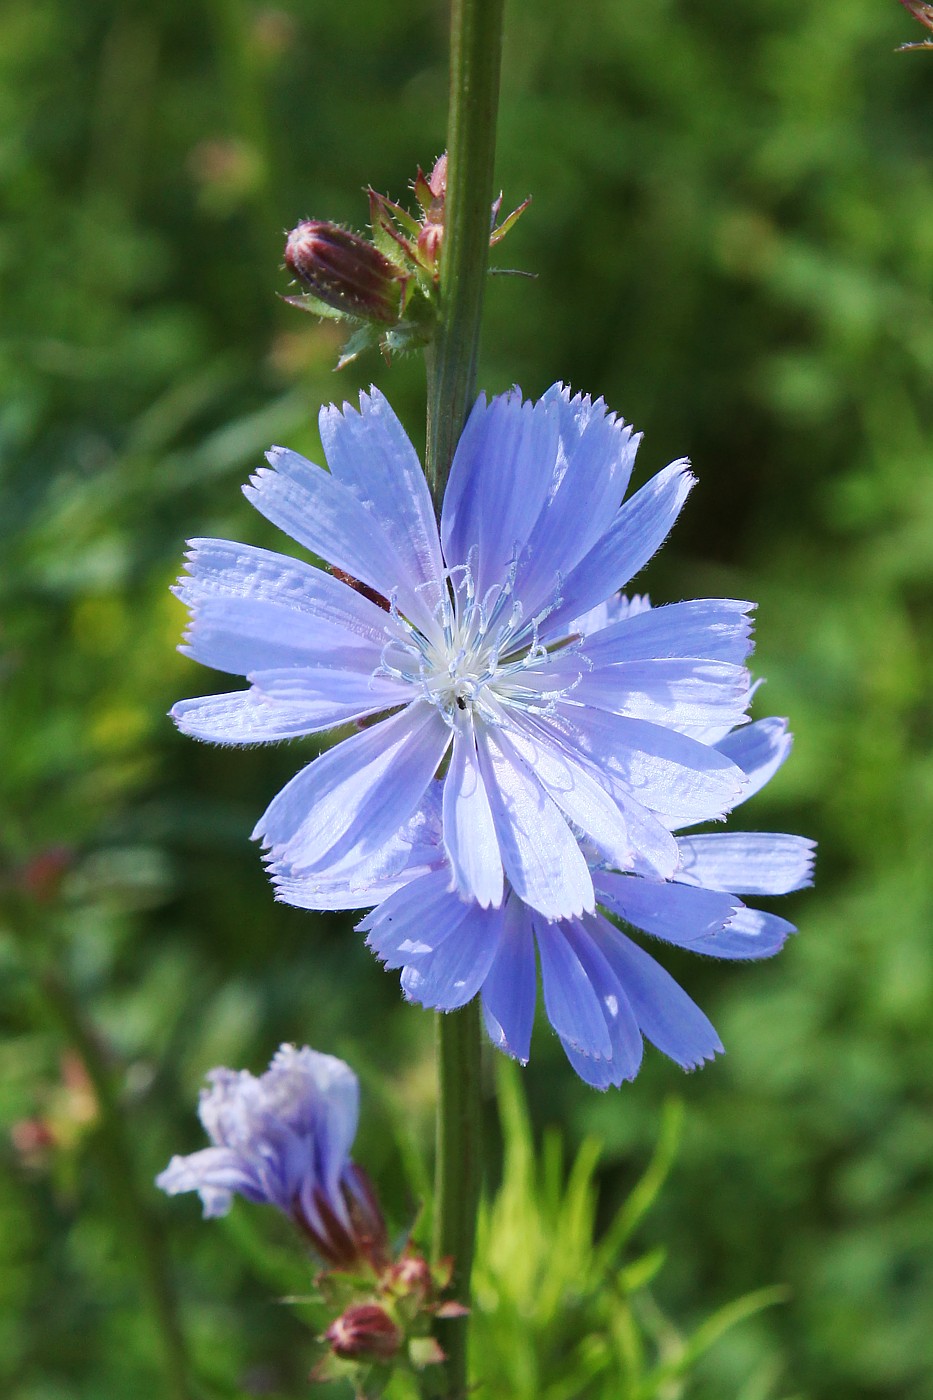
[284,222,402,323]
[414,156,447,271]
[897,0,933,46]
[386,1252,433,1302]
[435,1299,470,1319]
[426,153,447,201]
[416,220,444,272]
[325,1304,402,1361]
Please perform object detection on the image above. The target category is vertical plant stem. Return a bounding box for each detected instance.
[425,0,505,505]
[424,5,504,1392]
[432,1000,483,1393]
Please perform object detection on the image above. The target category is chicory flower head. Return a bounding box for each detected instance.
[271,702,814,1089]
[156,1044,386,1266]
[172,384,756,921]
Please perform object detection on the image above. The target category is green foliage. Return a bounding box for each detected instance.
[472,1063,787,1400]
[0,0,931,1396]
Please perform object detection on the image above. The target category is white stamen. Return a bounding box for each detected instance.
[372,559,579,724]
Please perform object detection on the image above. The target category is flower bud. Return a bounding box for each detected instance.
[897,0,933,47]
[414,155,446,271]
[284,222,402,323]
[325,1304,402,1361]
[386,1252,433,1302]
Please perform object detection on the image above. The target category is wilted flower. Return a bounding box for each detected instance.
[156,1044,387,1267]
[271,646,814,1087]
[172,384,756,926]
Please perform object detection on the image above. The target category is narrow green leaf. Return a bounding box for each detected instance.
[596,1097,684,1270]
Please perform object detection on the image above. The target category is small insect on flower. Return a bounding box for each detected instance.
[172,384,757,927]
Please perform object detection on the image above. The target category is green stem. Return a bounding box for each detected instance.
[12,916,195,1400]
[432,1001,484,1396]
[425,0,506,504]
[424,3,505,1394]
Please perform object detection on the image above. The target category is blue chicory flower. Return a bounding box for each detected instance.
[270,677,814,1088]
[156,1044,386,1265]
[172,385,756,922]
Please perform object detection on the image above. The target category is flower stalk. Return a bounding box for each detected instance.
[432,998,483,1391]
[425,0,506,505]
[425,0,505,1391]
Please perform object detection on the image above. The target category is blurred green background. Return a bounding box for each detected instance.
[2,0,932,1395]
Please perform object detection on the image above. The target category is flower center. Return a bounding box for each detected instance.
[375,561,580,725]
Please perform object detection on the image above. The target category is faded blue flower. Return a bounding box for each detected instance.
[172,385,756,921]
[272,693,814,1088]
[156,1044,386,1265]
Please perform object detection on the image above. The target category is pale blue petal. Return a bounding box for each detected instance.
[440,390,558,595]
[272,861,434,912]
[537,708,746,825]
[676,833,815,895]
[616,793,681,878]
[359,870,470,968]
[690,907,795,960]
[245,447,437,635]
[534,916,613,1059]
[176,539,391,644]
[318,389,445,622]
[571,593,652,638]
[254,702,450,870]
[197,1067,261,1146]
[557,1041,620,1090]
[517,710,679,875]
[172,690,328,744]
[514,386,641,615]
[180,597,382,678]
[496,719,633,872]
[480,897,537,1064]
[475,722,595,920]
[543,460,695,638]
[172,670,407,744]
[714,717,793,803]
[252,668,406,707]
[271,791,445,911]
[594,872,740,945]
[579,598,754,667]
[596,924,723,1070]
[443,710,504,908]
[546,657,751,731]
[265,1046,359,1212]
[400,902,505,1011]
[562,918,644,1085]
[269,1043,358,1138]
[156,1148,263,1215]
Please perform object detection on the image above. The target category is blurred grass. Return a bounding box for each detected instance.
[1,0,932,1395]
